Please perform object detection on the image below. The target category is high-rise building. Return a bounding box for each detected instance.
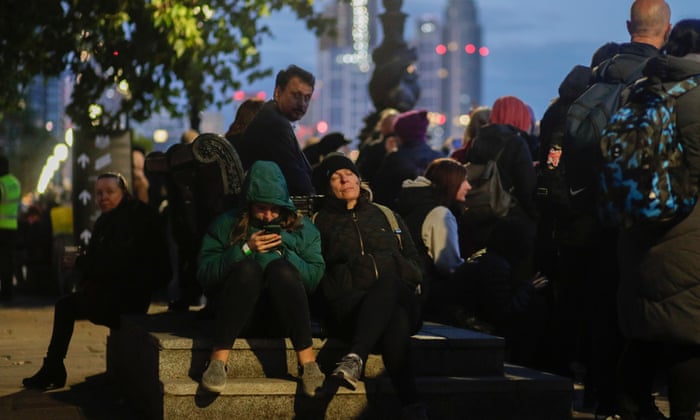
[26,74,71,140]
[440,0,483,140]
[413,14,445,147]
[311,0,379,144]
[414,15,442,114]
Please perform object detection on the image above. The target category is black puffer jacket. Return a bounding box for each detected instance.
[617,53,700,345]
[314,189,423,321]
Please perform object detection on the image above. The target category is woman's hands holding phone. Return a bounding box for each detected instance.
[248,229,282,253]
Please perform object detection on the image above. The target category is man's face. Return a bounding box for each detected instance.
[274,76,313,122]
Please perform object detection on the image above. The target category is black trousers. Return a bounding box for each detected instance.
[618,340,700,420]
[208,258,313,352]
[46,287,149,360]
[328,274,422,406]
[0,229,17,299]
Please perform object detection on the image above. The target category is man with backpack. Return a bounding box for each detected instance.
[610,19,700,420]
[534,1,672,418]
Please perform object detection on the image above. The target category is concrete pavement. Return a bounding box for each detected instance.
[0,294,137,419]
[0,293,689,419]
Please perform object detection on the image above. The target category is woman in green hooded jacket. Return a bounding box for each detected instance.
[197,161,325,397]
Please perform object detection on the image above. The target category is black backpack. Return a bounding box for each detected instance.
[563,54,648,202]
[462,145,515,228]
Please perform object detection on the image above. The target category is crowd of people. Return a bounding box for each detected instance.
[4,0,700,419]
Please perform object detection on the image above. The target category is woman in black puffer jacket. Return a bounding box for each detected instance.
[311,153,427,418]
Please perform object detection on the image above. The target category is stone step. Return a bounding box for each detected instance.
[106,308,573,419]
[152,366,572,419]
[109,310,506,381]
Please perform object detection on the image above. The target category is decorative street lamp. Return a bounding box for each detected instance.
[358,0,420,143]
[368,0,420,113]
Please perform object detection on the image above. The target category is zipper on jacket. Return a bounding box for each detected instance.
[352,210,379,280]
[352,211,365,255]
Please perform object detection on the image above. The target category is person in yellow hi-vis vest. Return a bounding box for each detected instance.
[0,154,21,301]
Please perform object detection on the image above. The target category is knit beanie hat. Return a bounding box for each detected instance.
[489,96,531,133]
[393,109,429,144]
[311,152,359,193]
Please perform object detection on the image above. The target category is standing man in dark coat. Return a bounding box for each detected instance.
[238,65,316,196]
[616,18,700,420]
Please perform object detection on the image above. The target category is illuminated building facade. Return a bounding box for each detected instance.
[311,0,379,144]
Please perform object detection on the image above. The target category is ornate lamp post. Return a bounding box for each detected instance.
[368,0,420,113]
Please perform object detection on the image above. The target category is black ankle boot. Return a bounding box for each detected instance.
[22,357,67,390]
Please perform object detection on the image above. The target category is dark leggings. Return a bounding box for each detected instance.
[46,288,149,361]
[338,275,422,406]
[0,229,16,298]
[618,340,700,420]
[209,258,313,352]
[666,344,700,420]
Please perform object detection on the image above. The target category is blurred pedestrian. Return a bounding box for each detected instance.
[225,98,264,151]
[0,154,21,301]
[450,106,491,164]
[303,132,351,166]
[356,108,399,185]
[372,109,443,208]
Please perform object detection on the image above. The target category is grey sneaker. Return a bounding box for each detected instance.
[201,359,227,393]
[332,353,363,390]
[300,361,326,397]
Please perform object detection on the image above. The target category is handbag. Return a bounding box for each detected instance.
[461,146,514,226]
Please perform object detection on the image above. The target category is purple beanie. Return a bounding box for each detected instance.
[393,109,429,144]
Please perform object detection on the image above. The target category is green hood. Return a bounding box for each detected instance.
[243,161,296,211]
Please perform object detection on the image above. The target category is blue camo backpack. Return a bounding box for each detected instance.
[599,75,700,229]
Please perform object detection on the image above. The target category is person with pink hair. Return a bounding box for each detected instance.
[465,95,537,221]
[461,95,539,313]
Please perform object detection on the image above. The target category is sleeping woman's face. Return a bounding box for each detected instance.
[330,169,361,209]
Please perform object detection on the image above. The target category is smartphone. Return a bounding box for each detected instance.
[264,224,281,234]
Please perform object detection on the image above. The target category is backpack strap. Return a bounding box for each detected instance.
[372,203,403,250]
[666,74,700,98]
[595,53,649,84]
